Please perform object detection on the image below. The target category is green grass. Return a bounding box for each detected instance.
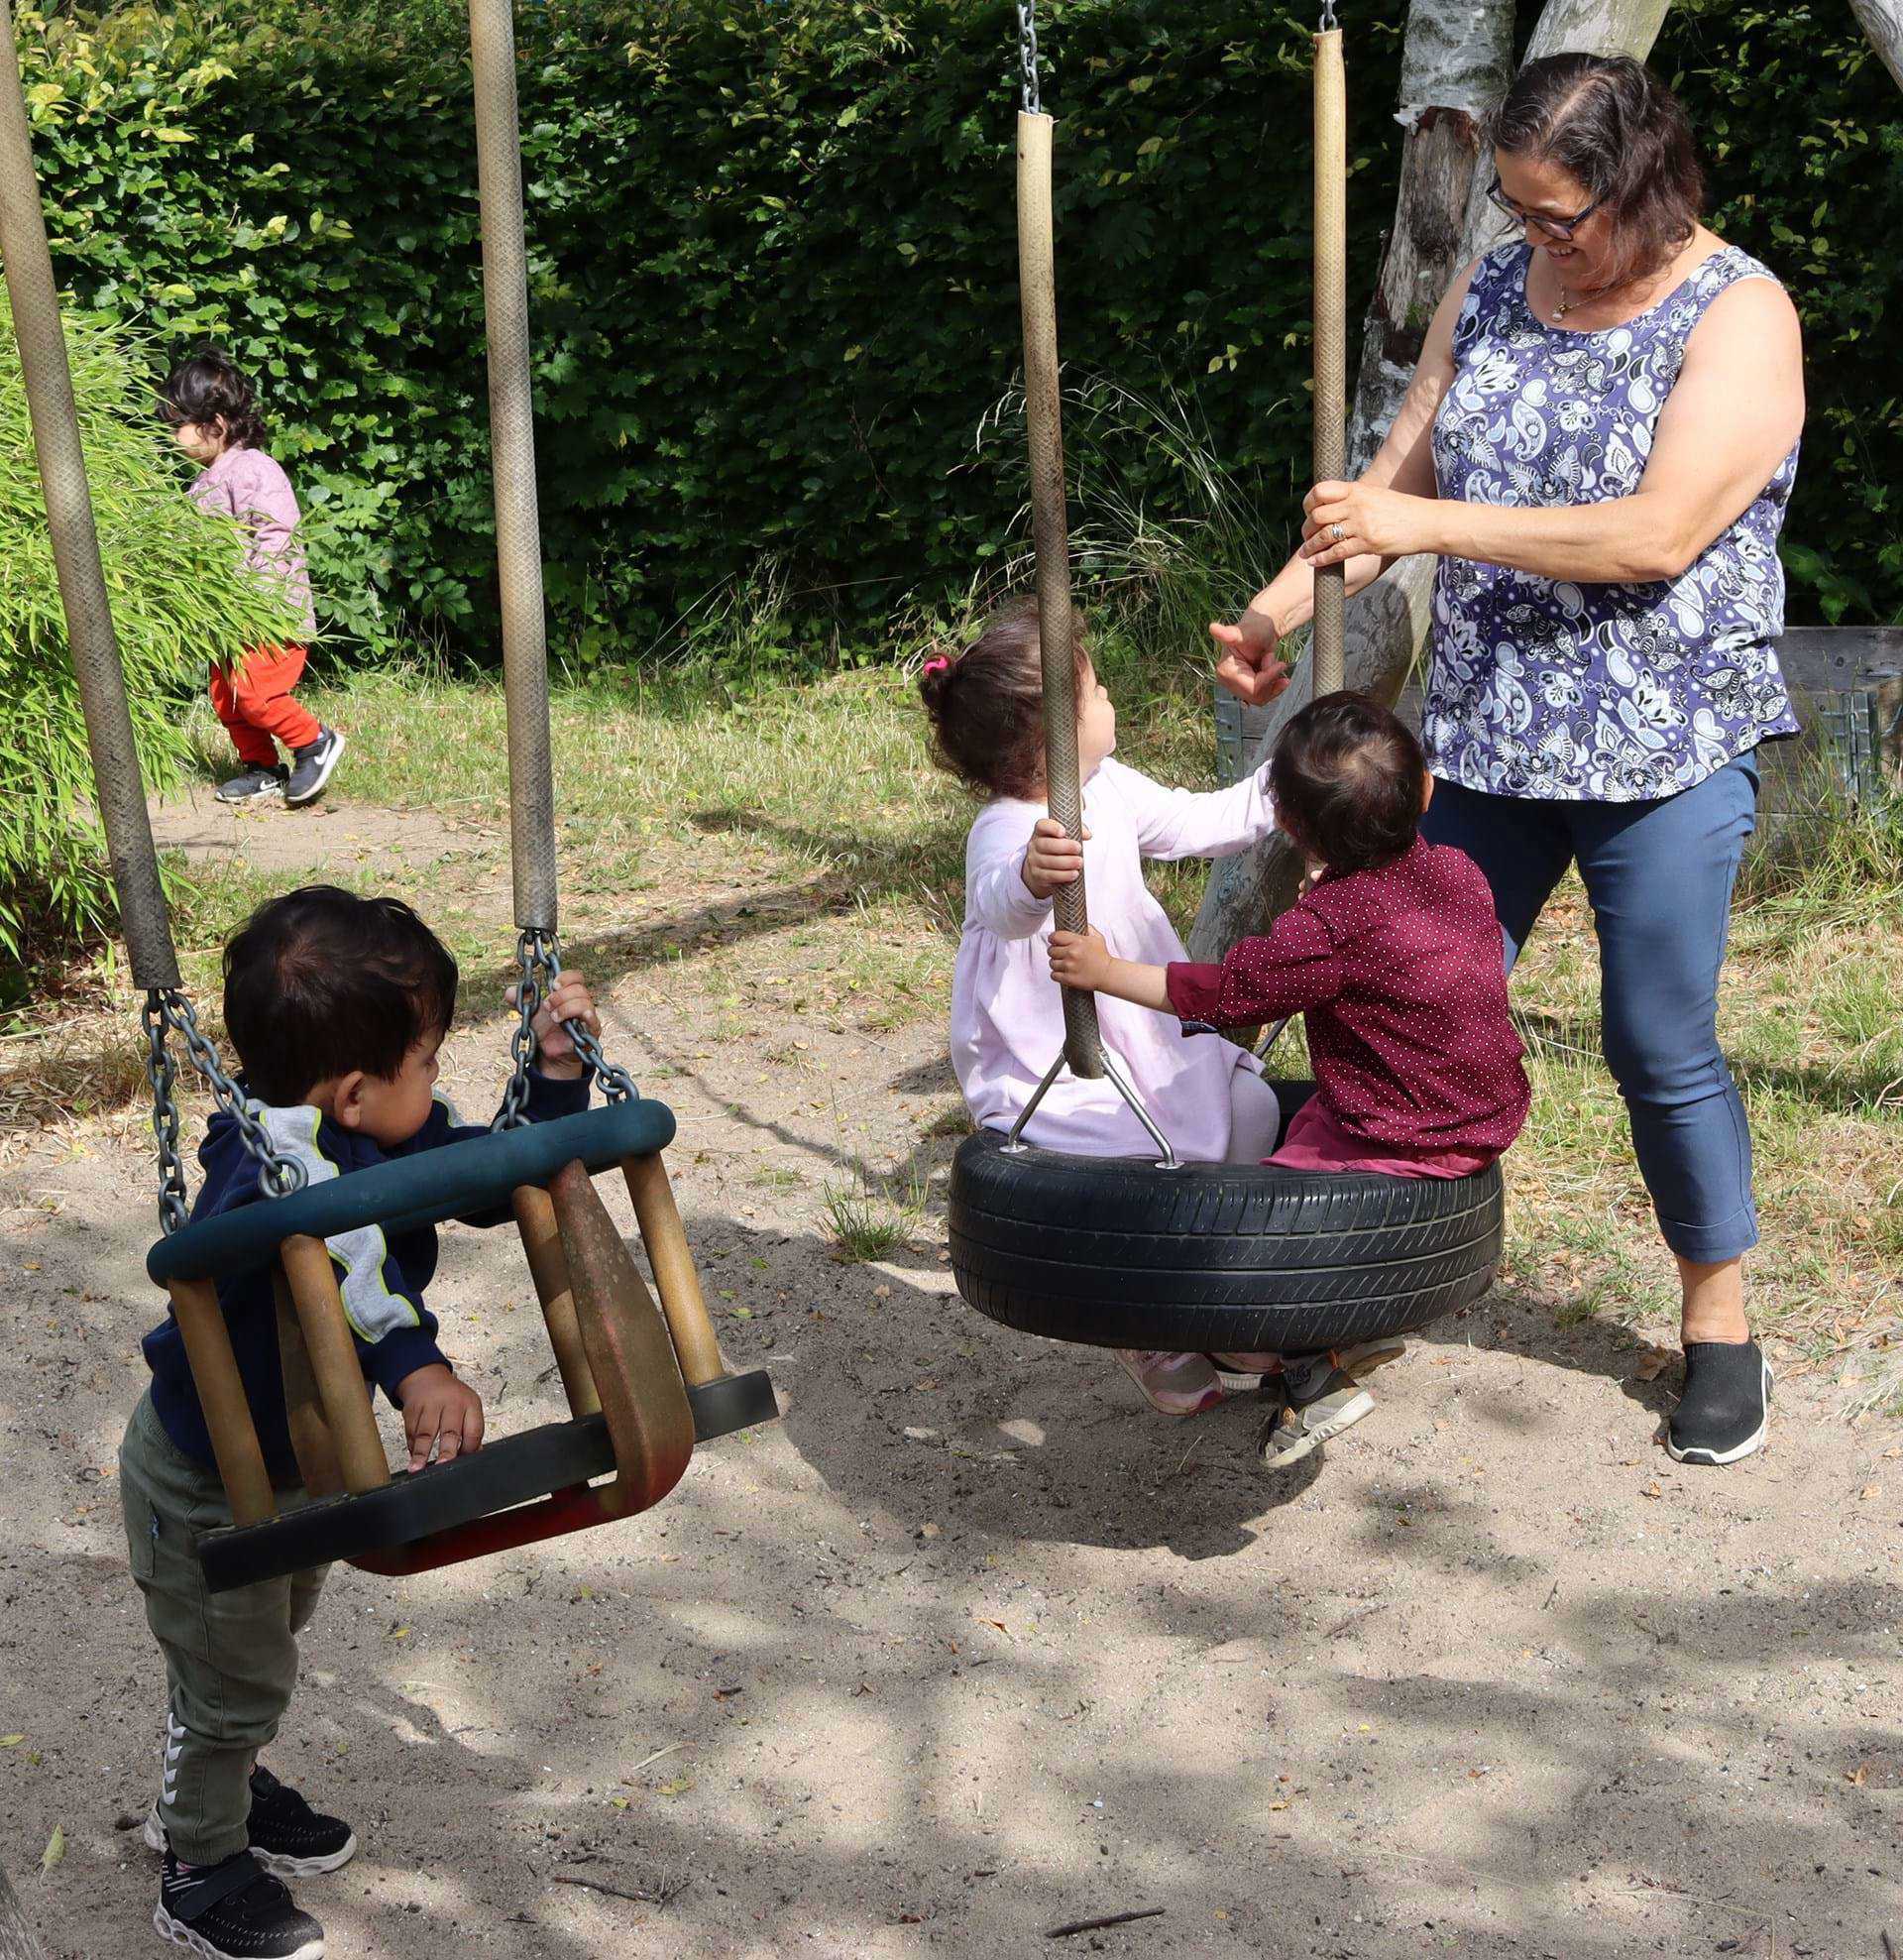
[820,1177,916,1263]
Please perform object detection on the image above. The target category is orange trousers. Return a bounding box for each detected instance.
[209,644,319,768]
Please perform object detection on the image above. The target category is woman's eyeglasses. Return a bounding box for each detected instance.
[1487,175,1604,242]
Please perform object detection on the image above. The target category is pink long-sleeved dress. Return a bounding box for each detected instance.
[951,755,1277,1161]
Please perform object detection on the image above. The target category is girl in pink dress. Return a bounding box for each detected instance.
[922,595,1283,1416]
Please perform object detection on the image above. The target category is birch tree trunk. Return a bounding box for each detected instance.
[1190,0,1672,959]
[0,1859,49,1960]
[1849,0,1903,93]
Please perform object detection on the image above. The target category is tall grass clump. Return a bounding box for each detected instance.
[974,372,1296,683]
[0,290,303,968]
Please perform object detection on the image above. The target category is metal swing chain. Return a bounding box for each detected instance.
[1016,0,1041,115]
[496,928,638,1131]
[142,988,308,1233]
[1318,0,1338,30]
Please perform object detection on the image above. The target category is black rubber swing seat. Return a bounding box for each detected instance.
[947,1083,1505,1354]
[195,1369,781,1593]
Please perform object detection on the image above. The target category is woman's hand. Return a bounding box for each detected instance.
[1048,926,1113,992]
[1299,481,1443,569]
[506,969,600,1081]
[1209,611,1292,708]
[1021,816,1089,900]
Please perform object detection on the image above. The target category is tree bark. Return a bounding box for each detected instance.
[1190,0,1672,959]
[0,1858,50,1960]
[1849,0,1903,94]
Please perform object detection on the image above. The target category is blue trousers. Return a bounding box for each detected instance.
[1421,753,1760,1264]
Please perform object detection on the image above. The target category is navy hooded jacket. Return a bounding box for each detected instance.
[142,1068,588,1483]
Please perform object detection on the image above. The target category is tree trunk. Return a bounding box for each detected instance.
[1347,0,1512,474]
[0,1858,50,1960]
[1849,0,1903,93]
[1190,0,1672,959]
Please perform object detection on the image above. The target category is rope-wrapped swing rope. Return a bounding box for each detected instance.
[1006,0,1176,1166]
[1311,0,1349,697]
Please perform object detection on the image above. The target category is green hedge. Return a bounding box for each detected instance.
[15,0,1902,661]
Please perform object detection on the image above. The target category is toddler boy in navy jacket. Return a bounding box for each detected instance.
[122,884,599,1959]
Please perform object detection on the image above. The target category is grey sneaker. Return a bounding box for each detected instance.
[214,764,287,805]
[284,728,345,807]
[1258,1339,1404,1469]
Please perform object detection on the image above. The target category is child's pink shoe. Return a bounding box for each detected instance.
[1116,1349,1226,1417]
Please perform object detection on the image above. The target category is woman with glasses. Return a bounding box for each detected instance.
[1212,53,1804,1468]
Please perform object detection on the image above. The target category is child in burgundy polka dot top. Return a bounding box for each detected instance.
[1050,693,1530,1465]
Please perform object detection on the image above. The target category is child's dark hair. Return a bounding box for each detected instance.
[918,594,1090,800]
[223,886,458,1105]
[159,348,268,450]
[1270,693,1426,874]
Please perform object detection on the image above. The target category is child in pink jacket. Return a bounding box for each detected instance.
[922,595,1283,1417]
[162,350,344,809]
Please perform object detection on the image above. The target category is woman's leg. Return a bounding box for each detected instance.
[1571,755,1769,1462]
[1419,777,1574,973]
[1570,756,1760,1297]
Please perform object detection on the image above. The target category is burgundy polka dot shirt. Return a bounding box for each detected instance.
[1166,838,1530,1158]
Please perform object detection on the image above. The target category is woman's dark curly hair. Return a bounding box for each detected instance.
[159,348,269,450]
[1493,54,1705,292]
[918,594,1090,801]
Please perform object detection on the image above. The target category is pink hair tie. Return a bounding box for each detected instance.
[922,654,952,677]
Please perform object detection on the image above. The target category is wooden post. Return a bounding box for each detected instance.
[621,1154,726,1389]
[546,1161,694,1515]
[274,1269,344,1499]
[279,1236,391,1496]
[167,1278,275,1527]
[513,1184,601,1417]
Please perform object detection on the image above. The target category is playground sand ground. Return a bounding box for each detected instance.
[0,787,1898,1959]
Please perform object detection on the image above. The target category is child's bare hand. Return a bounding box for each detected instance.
[1021,816,1090,899]
[1049,926,1111,991]
[506,969,599,1080]
[395,1363,485,1470]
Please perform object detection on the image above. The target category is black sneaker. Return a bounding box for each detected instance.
[154,1848,324,1958]
[1667,1338,1771,1466]
[214,765,287,806]
[146,1767,357,1880]
[1260,1357,1376,1469]
[284,728,345,807]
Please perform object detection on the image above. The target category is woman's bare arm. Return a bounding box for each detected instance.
[1300,275,1806,585]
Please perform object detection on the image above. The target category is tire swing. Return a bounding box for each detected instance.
[946,2,1506,1357]
[0,0,776,1594]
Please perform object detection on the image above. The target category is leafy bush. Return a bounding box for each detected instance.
[0,291,304,962]
[14,0,1902,663]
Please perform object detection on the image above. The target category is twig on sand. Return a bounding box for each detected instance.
[554,1871,686,1907]
[1324,1599,1393,1640]
[1046,1906,1166,1938]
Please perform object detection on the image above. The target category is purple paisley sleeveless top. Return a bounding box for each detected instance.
[1425,243,1801,802]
